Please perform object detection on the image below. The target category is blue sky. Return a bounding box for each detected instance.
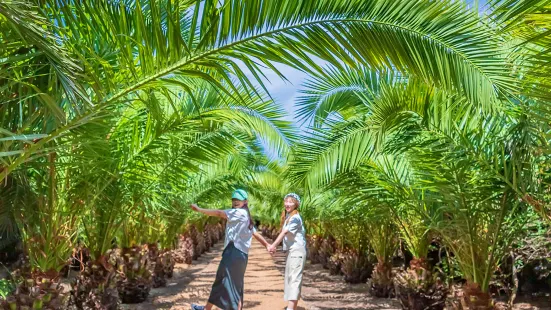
[259,63,310,123]
[250,63,313,159]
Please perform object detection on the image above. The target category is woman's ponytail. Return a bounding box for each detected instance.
[242,202,254,230]
[279,209,287,229]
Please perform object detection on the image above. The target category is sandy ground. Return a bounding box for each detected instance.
[270,251,401,310]
[123,239,400,310]
[123,239,287,310]
[123,239,550,310]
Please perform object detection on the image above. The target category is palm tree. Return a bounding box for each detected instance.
[66,81,293,306]
[328,153,447,306]
[289,47,546,307]
[1,155,81,309]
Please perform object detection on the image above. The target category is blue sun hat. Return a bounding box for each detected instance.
[232,189,248,201]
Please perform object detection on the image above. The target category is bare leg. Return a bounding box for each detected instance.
[287,300,298,309]
[238,300,242,310]
[205,302,214,310]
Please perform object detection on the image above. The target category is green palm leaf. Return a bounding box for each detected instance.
[2,0,518,182]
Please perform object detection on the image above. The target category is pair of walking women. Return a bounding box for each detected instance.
[190,189,306,310]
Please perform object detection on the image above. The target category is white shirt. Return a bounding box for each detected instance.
[283,214,306,253]
[224,208,256,254]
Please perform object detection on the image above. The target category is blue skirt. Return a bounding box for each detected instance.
[208,241,248,310]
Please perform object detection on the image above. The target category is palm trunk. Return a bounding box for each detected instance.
[173,234,194,264]
[306,235,322,264]
[369,260,394,298]
[508,251,518,308]
[189,226,206,260]
[460,282,493,310]
[319,236,336,269]
[394,257,448,310]
[159,250,175,279]
[70,255,120,310]
[147,243,166,288]
[328,249,343,275]
[3,271,68,310]
[148,246,176,288]
[341,250,372,284]
[116,246,152,304]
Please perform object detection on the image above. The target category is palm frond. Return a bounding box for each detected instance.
[2,0,518,182]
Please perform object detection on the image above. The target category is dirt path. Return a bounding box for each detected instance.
[124,238,401,310]
[269,250,400,310]
[123,239,548,310]
[124,239,287,310]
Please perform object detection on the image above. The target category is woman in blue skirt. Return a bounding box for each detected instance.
[190,189,270,310]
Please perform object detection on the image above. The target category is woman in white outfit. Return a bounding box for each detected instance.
[268,193,307,310]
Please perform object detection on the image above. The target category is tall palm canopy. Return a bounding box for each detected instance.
[1,0,520,179]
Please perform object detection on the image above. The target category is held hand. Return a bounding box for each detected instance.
[267,244,276,254]
[190,204,200,212]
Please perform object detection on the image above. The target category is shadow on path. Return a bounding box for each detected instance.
[269,247,400,310]
[123,239,287,309]
[123,236,551,310]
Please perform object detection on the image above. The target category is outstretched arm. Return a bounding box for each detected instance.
[190,204,228,219]
[268,228,288,253]
[253,232,270,248]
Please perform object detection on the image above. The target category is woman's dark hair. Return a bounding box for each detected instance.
[242,202,254,230]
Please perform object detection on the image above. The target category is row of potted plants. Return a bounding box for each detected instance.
[1,222,225,310]
[260,224,448,310]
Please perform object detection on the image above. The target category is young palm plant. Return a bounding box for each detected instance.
[289,30,546,304]
[2,153,80,309]
[331,153,448,308]
[421,111,543,308]
[366,211,399,298]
